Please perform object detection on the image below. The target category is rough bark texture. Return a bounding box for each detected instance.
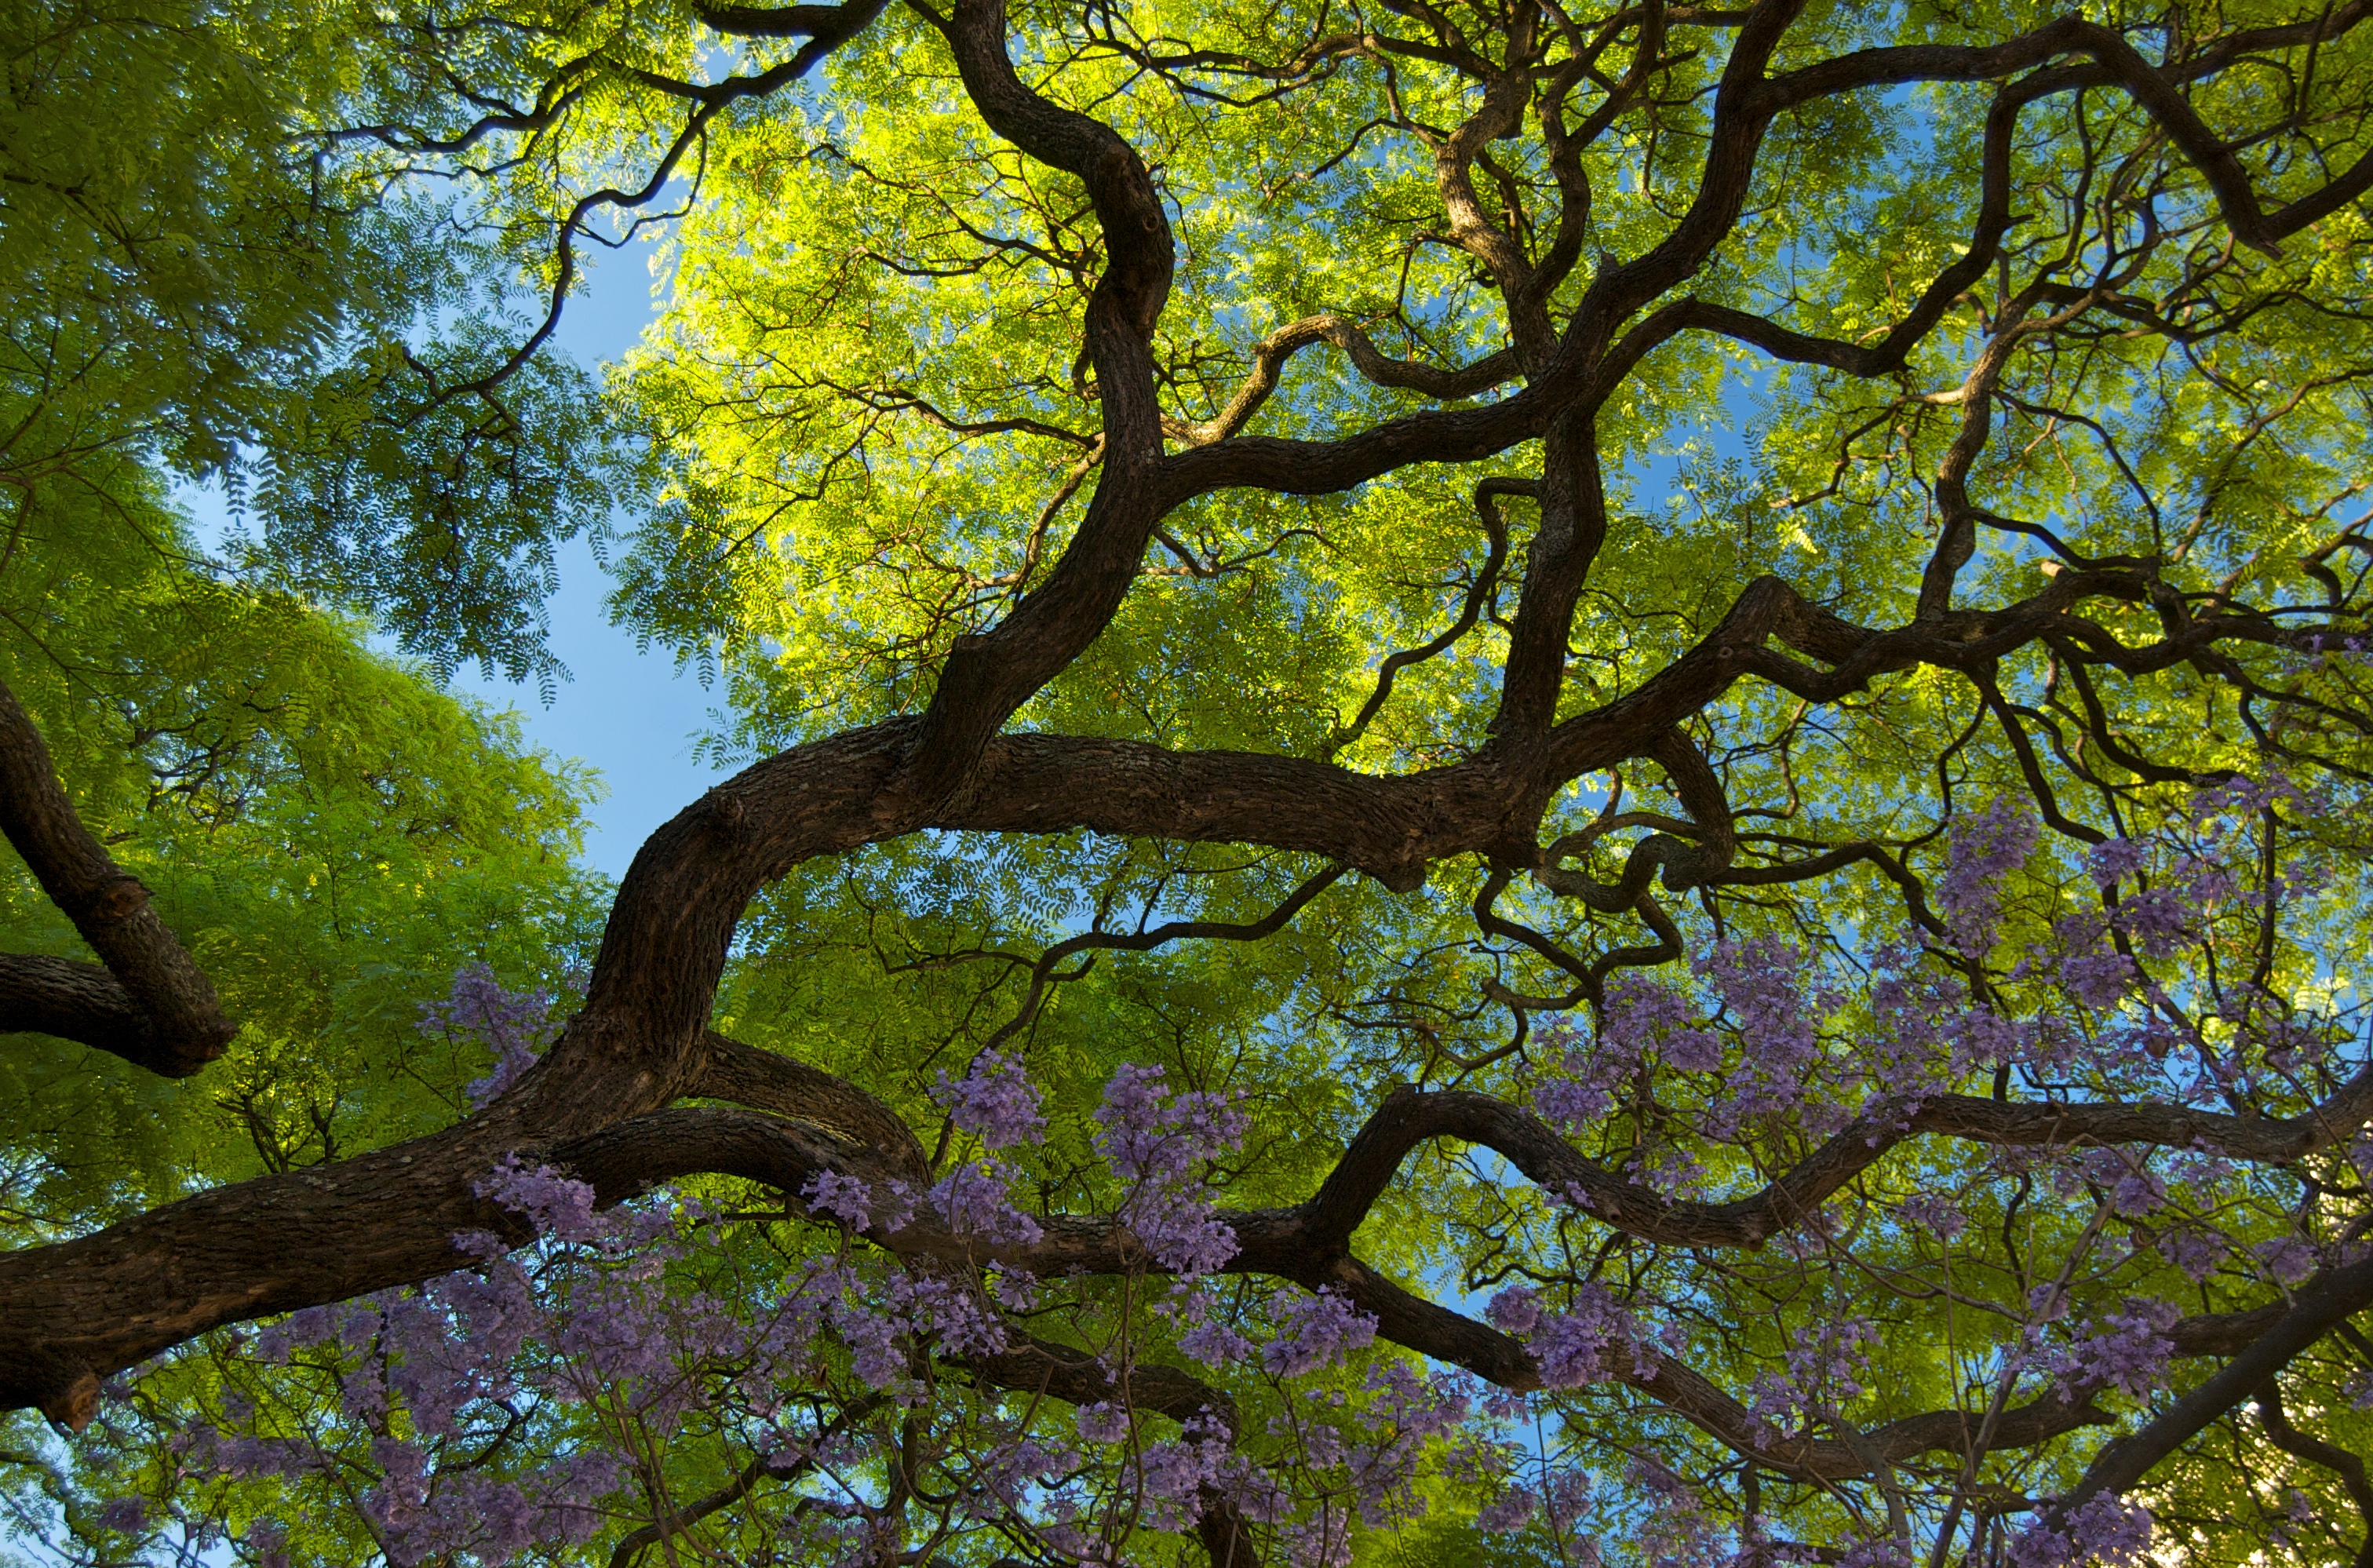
[0,678,236,1076]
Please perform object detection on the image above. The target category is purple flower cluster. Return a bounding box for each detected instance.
[1537,941,1839,1143]
[420,963,564,1109]
[2009,1495,2154,1566]
[1896,1191,1968,1242]
[1937,798,2039,954]
[1094,1063,1247,1274]
[2253,1233,2319,1286]
[1168,1279,1256,1366]
[2047,1298,2178,1402]
[2155,1224,2225,1283]
[2053,921,2138,1011]
[1476,1485,1536,1531]
[932,1050,1047,1150]
[928,1161,1044,1247]
[1522,1282,1657,1389]
[2098,1154,2167,1217]
[1263,1288,1378,1377]
[804,1169,877,1230]
[1697,938,1833,1133]
[362,1443,620,1567]
[1747,1317,1877,1439]
[1133,1412,1236,1532]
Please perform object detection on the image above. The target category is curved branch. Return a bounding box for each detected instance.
[1177,315,1520,447]
[1325,478,1522,758]
[0,679,233,1076]
[0,954,157,1070]
[689,1030,931,1177]
[888,0,1181,808]
[2255,1375,2373,1564]
[2072,1250,2373,1503]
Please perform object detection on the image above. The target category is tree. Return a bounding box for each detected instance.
[5,0,2373,1559]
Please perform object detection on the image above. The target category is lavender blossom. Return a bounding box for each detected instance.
[804,1169,877,1231]
[1263,1287,1379,1377]
[931,1050,1048,1150]
[1529,1282,1657,1389]
[928,1160,1044,1246]
[1094,1063,1247,1274]
[2047,1298,2178,1402]
[1937,798,2039,954]
[1747,1317,1877,1439]
[2009,1495,2153,1567]
[421,963,563,1110]
[2254,1233,2319,1285]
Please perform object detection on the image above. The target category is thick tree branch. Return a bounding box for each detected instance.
[2072,1250,2373,1503]
[0,679,234,1076]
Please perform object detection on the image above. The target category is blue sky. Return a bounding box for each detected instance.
[180,239,720,880]
[454,241,728,880]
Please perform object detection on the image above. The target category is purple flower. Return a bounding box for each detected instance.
[2086,837,2152,887]
[2110,886,2192,957]
[1529,1283,1656,1388]
[1485,1285,1541,1334]
[422,964,563,1109]
[2057,944,2137,1011]
[1179,1316,1255,1366]
[2009,1494,2153,1566]
[1263,1288,1378,1377]
[1076,1402,1131,1443]
[1897,1192,1967,1242]
[476,1156,603,1245]
[2155,1225,2224,1283]
[1701,939,1828,1131]
[989,1267,1039,1310]
[241,1520,292,1568]
[928,1161,1044,1246]
[2254,1234,2318,1286]
[804,1171,875,1230]
[92,1497,150,1533]
[1137,1413,1230,1504]
[1093,1064,1246,1274]
[1747,1318,1877,1437]
[1476,1485,1536,1531]
[931,1051,1047,1150]
[1938,799,2039,952]
[2048,1299,2178,1401]
[1168,1281,1254,1366]
[1840,1541,1915,1568]
[1533,1074,1614,1128]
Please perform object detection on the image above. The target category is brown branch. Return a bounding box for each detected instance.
[891,0,1179,809]
[2255,1375,2373,1563]
[1176,315,1520,447]
[0,954,151,1065]
[607,1393,890,1568]
[1754,14,2373,253]
[1325,479,1522,759]
[0,678,233,1076]
[2072,1251,2373,1504]
[690,1030,931,1178]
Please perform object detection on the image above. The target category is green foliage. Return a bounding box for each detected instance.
[0,469,607,1227]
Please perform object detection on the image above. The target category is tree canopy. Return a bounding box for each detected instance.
[5,0,2373,1562]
